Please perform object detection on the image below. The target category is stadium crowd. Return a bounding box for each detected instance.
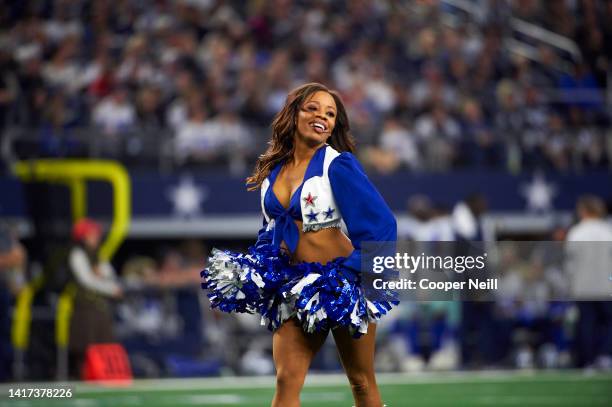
[0,0,610,172]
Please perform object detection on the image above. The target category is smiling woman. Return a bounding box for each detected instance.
[201,82,397,407]
[296,91,337,143]
[246,83,354,192]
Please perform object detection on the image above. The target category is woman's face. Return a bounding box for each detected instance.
[84,231,102,250]
[295,90,337,146]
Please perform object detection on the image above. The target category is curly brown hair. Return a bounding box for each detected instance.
[246,82,355,190]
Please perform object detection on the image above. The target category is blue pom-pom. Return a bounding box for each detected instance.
[201,246,398,337]
[282,259,399,338]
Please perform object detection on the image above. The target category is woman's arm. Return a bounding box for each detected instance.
[254,217,273,249]
[329,152,397,272]
[69,247,121,297]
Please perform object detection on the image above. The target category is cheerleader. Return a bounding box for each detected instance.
[202,82,397,407]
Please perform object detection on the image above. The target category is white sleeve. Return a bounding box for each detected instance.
[98,262,118,280]
[565,226,579,242]
[69,248,119,296]
[452,203,477,239]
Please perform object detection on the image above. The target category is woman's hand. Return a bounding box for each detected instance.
[112,286,124,299]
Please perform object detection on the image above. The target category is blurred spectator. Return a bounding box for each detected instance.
[521,86,550,167]
[121,240,204,291]
[155,240,204,289]
[364,63,396,115]
[166,71,200,131]
[37,89,84,157]
[136,85,165,131]
[452,194,498,367]
[410,63,458,111]
[386,303,459,372]
[0,223,26,295]
[565,195,612,369]
[0,49,17,131]
[406,197,455,242]
[92,86,136,135]
[460,98,499,168]
[494,80,524,146]
[414,103,461,170]
[14,51,47,128]
[41,37,81,93]
[569,107,608,170]
[121,256,158,290]
[0,222,26,381]
[496,246,569,369]
[452,193,487,241]
[68,218,122,378]
[542,113,569,171]
[174,96,214,164]
[366,116,420,173]
[532,46,561,89]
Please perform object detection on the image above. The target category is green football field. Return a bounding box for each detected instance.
[1,371,611,407]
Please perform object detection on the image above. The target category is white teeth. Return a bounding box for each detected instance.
[312,123,325,131]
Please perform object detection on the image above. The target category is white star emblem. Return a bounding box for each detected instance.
[167,175,208,217]
[520,172,556,212]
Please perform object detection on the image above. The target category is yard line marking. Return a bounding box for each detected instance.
[301,392,347,402]
[1,371,610,395]
[174,394,244,405]
[473,395,612,405]
[74,371,612,393]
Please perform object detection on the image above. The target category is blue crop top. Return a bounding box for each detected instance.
[262,144,327,252]
[255,145,397,272]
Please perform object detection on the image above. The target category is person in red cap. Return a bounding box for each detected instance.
[68,218,122,378]
[71,218,102,245]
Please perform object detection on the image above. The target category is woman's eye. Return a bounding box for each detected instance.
[327,112,335,117]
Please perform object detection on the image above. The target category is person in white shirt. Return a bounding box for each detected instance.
[368,117,421,173]
[92,87,136,135]
[566,197,612,242]
[565,195,612,369]
[174,101,217,164]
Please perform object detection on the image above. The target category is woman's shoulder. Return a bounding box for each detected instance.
[69,245,86,256]
[69,245,89,267]
[259,159,284,186]
[327,147,362,176]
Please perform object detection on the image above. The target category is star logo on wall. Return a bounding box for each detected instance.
[520,172,556,212]
[167,175,208,217]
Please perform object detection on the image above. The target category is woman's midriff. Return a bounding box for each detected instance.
[285,220,354,264]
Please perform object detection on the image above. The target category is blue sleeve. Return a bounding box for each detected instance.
[329,152,397,272]
[254,216,273,249]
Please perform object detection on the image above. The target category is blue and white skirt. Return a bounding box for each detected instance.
[200,244,398,338]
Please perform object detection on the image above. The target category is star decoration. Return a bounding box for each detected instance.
[167,175,208,218]
[306,209,319,222]
[520,172,556,212]
[303,192,317,207]
[323,207,335,219]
